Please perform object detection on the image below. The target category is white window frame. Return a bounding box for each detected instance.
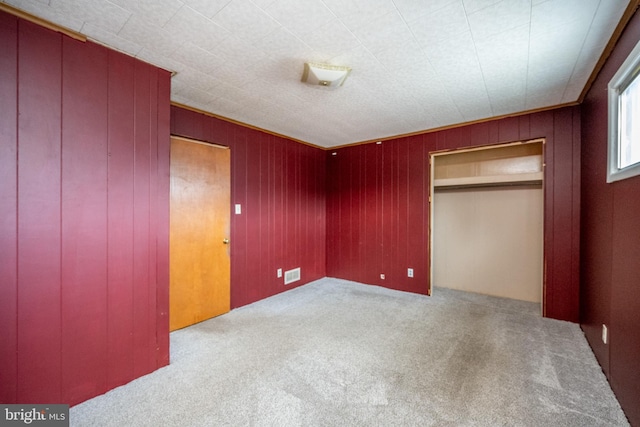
[608,39,640,183]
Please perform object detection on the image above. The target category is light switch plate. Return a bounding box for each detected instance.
[235,204,241,214]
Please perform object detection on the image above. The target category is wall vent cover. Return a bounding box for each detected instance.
[284,268,301,285]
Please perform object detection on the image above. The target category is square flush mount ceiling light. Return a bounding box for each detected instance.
[301,63,352,88]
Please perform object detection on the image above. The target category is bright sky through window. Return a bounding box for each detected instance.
[619,74,640,170]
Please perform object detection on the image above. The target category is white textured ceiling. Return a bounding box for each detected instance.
[3,0,631,148]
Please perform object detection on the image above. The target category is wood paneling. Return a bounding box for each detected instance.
[326,108,581,322]
[609,178,640,427]
[170,106,327,309]
[155,74,171,369]
[106,50,136,390]
[60,36,109,403]
[132,60,152,380]
[0,11,18,404]
[0,12,171,405]
[581,7,640,426]
[17,19,63,403]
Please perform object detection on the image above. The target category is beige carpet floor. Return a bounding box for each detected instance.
[70,277,628,426]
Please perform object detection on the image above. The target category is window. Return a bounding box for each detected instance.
[608,40,640,182]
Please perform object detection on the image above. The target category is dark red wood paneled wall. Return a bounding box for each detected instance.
[326,107,581,322]
[0,12,171,405]
[581,7,640,426]
[170,107,327,309]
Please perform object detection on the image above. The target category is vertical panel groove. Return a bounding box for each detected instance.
[17,19,63,402]
[0,11,19,404]
[57,23,63,403]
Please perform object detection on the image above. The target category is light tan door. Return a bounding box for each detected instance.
[170,136,230,331]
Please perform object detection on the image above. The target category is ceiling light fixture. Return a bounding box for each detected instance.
[301,62,351,88]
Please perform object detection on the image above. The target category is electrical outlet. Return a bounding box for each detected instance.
[277,268,282,278]
[235,204,242,214]
[380,274,385,280]
[408,268,414,278]
[602,324,608,344]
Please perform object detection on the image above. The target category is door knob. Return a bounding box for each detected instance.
[223,238,230,244]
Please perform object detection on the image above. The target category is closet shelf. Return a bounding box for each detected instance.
[433,172,543,189]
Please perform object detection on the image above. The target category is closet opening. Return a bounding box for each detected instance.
[429,139,545,314]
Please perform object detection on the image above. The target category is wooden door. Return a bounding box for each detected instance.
[169,137,230,331]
